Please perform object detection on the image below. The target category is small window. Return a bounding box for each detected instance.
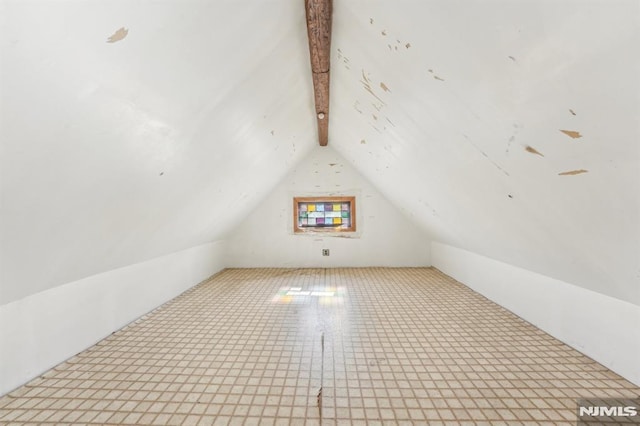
[293,196,356,233]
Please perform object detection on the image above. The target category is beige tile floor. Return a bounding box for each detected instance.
[0,268,638,425]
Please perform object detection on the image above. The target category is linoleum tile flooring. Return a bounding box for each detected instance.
[1,268,638,425]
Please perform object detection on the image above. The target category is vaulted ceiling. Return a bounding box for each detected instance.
[1,0,638,305]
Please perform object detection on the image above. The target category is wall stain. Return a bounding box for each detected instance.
[508,56,516,62]
[559,169,588,176]
[560,129,582,139]
[372,114,378,120]
[525,146,544,157]
[380,82,391,93]
[428,69,445,81]
[381,30,387,36]
[506,136,516,154]
[569,109,577,116]
[271,130,275,136]
[360,139,366,144]
[107,27,128,43]
[370,18,374,25]
[328,163,337,166]
[405,43,411,49]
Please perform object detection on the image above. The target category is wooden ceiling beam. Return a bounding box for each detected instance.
[305,0,332,146]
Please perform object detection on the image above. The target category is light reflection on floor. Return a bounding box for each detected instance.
[2,268,639,425]
[272,286,345,305]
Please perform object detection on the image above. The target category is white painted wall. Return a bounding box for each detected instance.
[226,146,431,267]
[0,241,226,396]
[431,241,640,386]
[0,0,316,305]
[331,0,640,305]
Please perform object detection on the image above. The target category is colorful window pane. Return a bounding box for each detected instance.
[293,196,356,233]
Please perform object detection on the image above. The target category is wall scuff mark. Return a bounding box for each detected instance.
[106,27,128,43]
[360,70,387,105]
[560,129,582,139]
[569,109,577,116]
[558,169,589,176]
[462,134,510,176]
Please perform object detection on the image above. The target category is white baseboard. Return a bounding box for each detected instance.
[0,241,226,396]
[431,241,640,386]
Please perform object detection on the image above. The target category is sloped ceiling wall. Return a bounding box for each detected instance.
[1,0,638,306]
[0,0,317,304]
[329,0,639,304]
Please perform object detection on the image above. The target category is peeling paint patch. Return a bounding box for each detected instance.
[559,169,588,176]
[107,27,128,43]
[380,82,391,92]
[560,129,582,139]
[569,109,577,116]
[525,146,544,157]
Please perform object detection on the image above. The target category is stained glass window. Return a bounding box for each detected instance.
[293,196,356,233]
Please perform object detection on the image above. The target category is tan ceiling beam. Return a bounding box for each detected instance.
[305,0,332,146]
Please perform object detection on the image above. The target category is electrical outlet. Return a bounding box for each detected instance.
[322,249,330,256]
